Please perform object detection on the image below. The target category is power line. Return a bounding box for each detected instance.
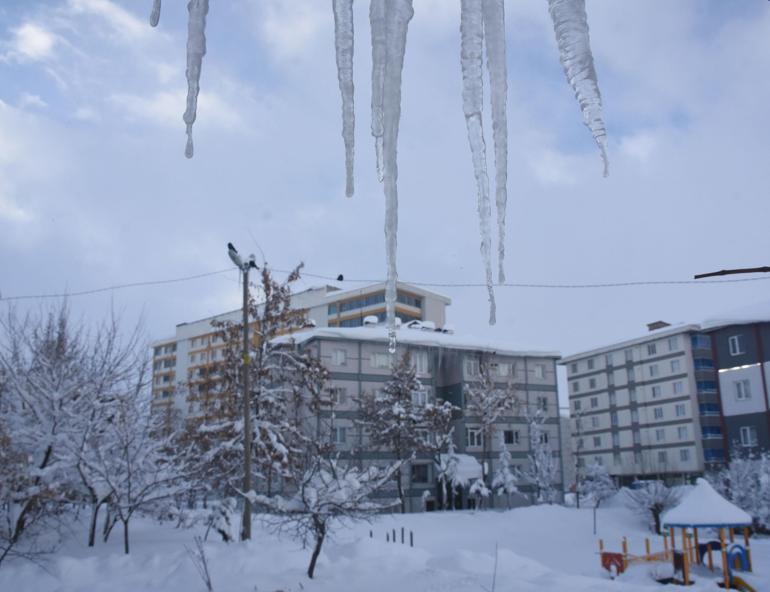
[2,267,769,303]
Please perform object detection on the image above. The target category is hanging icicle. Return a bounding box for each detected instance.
[370,0,387,183]
[183,0,209,159]
[460,0,496,325]
[481,0,508,285]
[149,0,162,27]
[547,0,609,176]
[333,0,355,197]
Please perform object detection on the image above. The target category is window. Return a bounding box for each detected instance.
[613,452,621,465]
[628,367,636,381]
[649,364,659,378]
[330,387,347,405]
[605,353,614,367]
[327,303,338,315]
[728,335,745,356]
[572,381,581,393]
[647,343,657,356]
[671,359,681,373]
[702,426,722,439]
[577,457,585,468]
[413,351,429,373]
[371,352,390,369]
[668,336,679,351]
[691,334,711,350]
[574,400,582,411]
[589,378,597,389]
[610,411,618,426]
[634,451,642,464]
[332,427,347,444]
[675,403,686,417]
[673,381,683,395]
[740,426,758,447]
[654,407,664,420]
[594,456,603,466]
[609,392,616,406]
[496,362,512,377]
[465,358,480,377]
[466,428,483,448]
[697,381,717,394]
[608,373,615,386]
[629,386,637,403]
[735,380,751,401]
[411,389,428,406]
[570,363,578,373]
[163,374,171,383]
[539,432,549,444]
[537,396,548,412]
[587,358,595,370]
[591,416,600,428]
[655,428,665,442]
[633,430,641,444]
[631,409,639,423]
[678,426,688,440]
[577,437,584,449]
[575,418,582,431]
[190,338,197,348]
[411,463,429,483]
[680,449,690,462]
[590,397,598,408]
[533,364,546,379]
[658,451,668,464]
[612,433,620,447]
[161,390,171,399]
[704,448,725,461]
[693,358,714,370]
[190,353,197,363]
[593,436,602,447]
[332,349,347,366]
[503,430,519,445]
[699,403,721,416]
[625,349,634,362]
[652,386,662,398]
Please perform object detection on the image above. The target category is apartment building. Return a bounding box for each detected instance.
[285,323,563,511]
[150,281,451,416]
[702,318,770,453]
[561,323,724,485]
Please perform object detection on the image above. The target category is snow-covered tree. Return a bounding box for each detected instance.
[465,357,519,495]
[579,461,616,508]
[711,450,770,531]
[469,478,490,509]
[491,433,518,508]
[435,438,466,511]
[250,444,400,579]
[519,408,559,504]
[356,351,454,513]
[625,481,680,534]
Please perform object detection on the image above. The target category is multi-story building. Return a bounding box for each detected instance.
[561,322,724,485]
[284,323,563,511]
[150,281,451,416]
[702,318,770,453]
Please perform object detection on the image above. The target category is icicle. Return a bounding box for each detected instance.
[547,0,608,177]
[481,0,508,284]
[149,0,162,27]
[382,0,414,351]
[460,0,496,325]
[183,0,209,159]
[333,0,355,197]
[370,0,387,182]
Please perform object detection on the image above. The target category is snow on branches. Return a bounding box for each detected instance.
[578,461,616,508]
[710,451,770,531]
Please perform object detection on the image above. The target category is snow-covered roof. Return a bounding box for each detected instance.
[440,453,483,483]
[321,281,452,304]
[700,299,770,331]
[661,479,752,528]
[275,326,560,358]
[560,323,700,364]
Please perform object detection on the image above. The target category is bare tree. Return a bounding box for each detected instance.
[625,481,680,534]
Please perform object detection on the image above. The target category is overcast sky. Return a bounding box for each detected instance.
[2,0,770,377]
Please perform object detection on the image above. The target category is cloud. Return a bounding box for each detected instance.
[18,92,48,109]
[258,0,330,60]
[66,0,150,42]
[0,194,32,222]
[6,23,56,61]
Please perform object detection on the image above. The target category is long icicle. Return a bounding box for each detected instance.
[382,0,414,352]
[482,0,508,285]
[183,0,209,159]
[333,0,355,197]
[370,0,388,183]
[149,0,162,27]
[461,0,496,325]
[547,0,608,176]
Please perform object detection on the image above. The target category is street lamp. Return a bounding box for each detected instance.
[228,242,257,541]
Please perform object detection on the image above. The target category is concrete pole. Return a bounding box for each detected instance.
[241,265,252,541]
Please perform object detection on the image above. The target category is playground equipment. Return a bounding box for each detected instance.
[598,534,673,577]
[661,479,754,589]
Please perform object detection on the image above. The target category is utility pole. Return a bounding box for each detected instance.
[228,242,257,541]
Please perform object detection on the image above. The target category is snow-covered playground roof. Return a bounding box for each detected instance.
[661,479,752,528]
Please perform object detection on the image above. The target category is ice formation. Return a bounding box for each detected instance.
[460,0,496,325]
[149,0,161,27]
[547,0,608,176]
[149,0,607,334]
[333,0,355,198]
[183,0,209,159]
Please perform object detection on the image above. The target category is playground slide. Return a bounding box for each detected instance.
[730,575,756,592]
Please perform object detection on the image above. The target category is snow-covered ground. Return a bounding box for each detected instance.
[2,503,768,592]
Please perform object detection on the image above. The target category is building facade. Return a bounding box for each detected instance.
[288,325,563,511]
[149,281,451,417]
[562,324,724,485]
